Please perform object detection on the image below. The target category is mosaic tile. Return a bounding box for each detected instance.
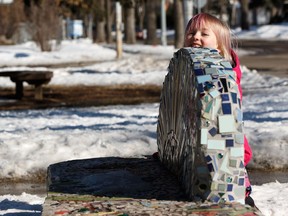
[239,161,244,168]
[211,98,221,121]
[219,115,236,133]
[238,178,245,186]
[228,194,235,201]
[220,174,226,181]
[240,171,245,177]
[226,176,233,183]
[229,159,237,167]
[197,75,212,83]
[205,155,212,162]
[236,108,243,122]
[194,62,201,69]
[218,184,226,192]
[204,95,210,103]
[205,67,218,75]
[222,103,232,114]
[205,100,213,113]
[220,78,228,92]
[198,83,205,95]
[207,163,214,172]
[230,147,244,157]
[204,82,215,91]
[202,57,223,64]
[220,61,232,68]
[217,153,224,159]
[219,154,233,175]
[201,128,208,144]
[221,93,230,101]
[212,155,219,172]
[226,139,234,147]
[209,127,217,136]
[195,68,204,76]
[207,139,225,150]
[230,92,237,104]
[235,134,244,144]
[209,89,220,98]
[227,184,233,192]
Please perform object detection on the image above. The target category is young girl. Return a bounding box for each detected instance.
[184,13,254,207]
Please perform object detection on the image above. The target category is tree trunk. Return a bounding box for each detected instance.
[94,0,106,43]
[105,0,112,43]
[174,0,184,48]
[240,0,250,30]
[124,0,136,44]
[145,0,157,45]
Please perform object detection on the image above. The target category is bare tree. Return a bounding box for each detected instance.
[123,0,136,44]
[145,0,157,45]
[0,0,26,44]
[28,1,61,51]
[105,0,113,43]
[94,0,106,43]
[240,0,250,30]
[174,0,184,48]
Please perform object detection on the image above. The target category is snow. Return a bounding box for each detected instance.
[0,23,288,215]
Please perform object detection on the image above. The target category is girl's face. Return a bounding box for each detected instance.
[185,24,219,51]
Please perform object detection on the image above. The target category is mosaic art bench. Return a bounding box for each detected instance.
[157,47,245,204]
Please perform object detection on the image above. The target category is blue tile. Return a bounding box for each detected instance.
[221,94,230,101]
[231,92,237,104]
[238,178,244,186]
[228,195,235,201]
[222,103,232,114]
[207,163,214,172]
[226,139,234,147]
[227,184,233,192]
[205,155,212,162]
[195,68,204,76]
[209,127,217,136]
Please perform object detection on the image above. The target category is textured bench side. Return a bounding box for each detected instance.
[157,47,245,203]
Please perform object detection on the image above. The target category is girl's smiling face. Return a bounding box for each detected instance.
[185,25,219,51]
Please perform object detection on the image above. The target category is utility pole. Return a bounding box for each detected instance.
[161,0,167,46]
[116,2,123,59]
[183,0,193,26]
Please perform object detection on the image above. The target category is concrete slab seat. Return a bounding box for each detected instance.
[0,70,53,100]
[157,47,246,204]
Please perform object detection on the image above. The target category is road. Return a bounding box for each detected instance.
[238,39,288,77]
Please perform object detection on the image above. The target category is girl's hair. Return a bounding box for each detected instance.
[184,13,236,62]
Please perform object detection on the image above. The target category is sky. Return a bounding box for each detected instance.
[0,23,287,216]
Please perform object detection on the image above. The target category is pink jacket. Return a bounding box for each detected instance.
[231,50,252,166]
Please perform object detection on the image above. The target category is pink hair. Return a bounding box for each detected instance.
[184,13,234,62]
